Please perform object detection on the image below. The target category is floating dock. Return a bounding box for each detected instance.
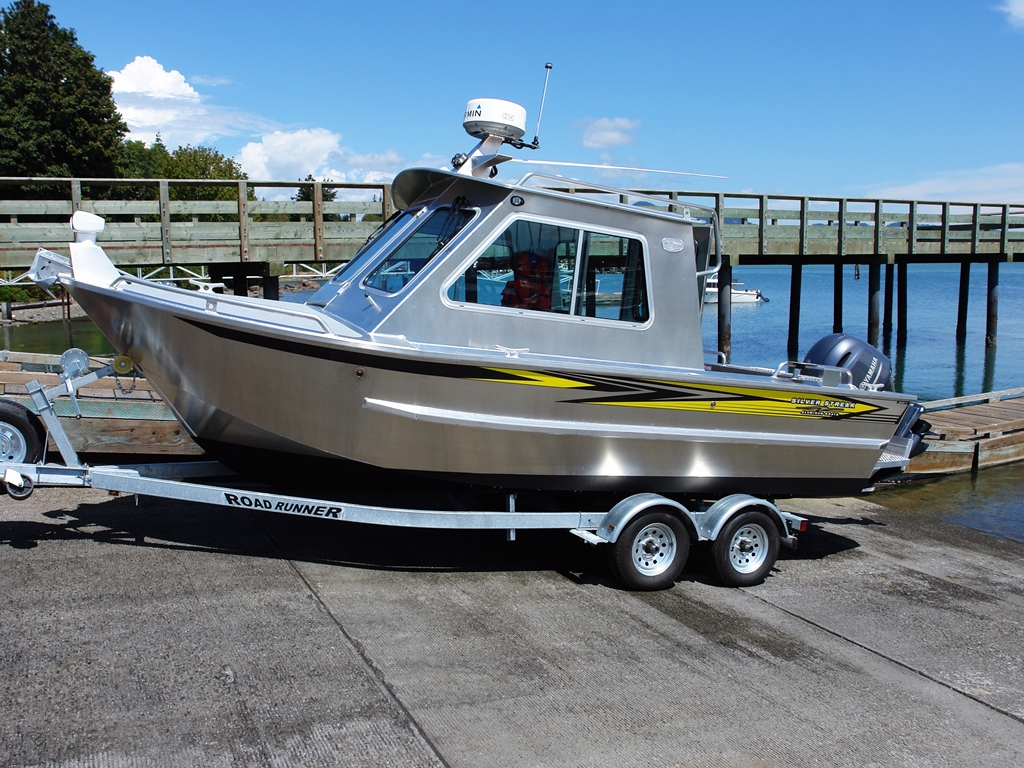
[0,350,201,455]
[906,387,1024,475]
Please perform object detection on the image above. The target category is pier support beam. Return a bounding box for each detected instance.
[717,260,732,364]
[987,260,999,347]
[883,263,894,337]
[867,264,881,347]
[263,275,280,301]
[788,263,802,359]
[956,262,970,343]
[832,264,843,334]
[896,263,908,347]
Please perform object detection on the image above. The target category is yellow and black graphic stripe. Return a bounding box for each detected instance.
[476,367,887,421]
[181,318,890,422]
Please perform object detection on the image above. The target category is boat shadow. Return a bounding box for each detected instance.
[1,495,865,588]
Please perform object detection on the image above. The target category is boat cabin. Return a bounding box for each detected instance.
[306,168,719,370]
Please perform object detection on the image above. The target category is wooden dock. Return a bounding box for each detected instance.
[0,350,202,456]
[2,178,1020,344]
[907,387,1024,475]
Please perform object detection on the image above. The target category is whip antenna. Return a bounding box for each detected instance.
[532,63,553,149]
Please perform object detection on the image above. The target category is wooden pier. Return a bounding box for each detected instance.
[0,350,201,456]
[1,178,1021,357]
[906,387,1024,475]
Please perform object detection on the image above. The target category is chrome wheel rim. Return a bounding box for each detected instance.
[0,422,27,464]
[728,522,769,574]
[631,522,677,577]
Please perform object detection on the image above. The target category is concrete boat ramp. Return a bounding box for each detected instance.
[3,463,1024,767]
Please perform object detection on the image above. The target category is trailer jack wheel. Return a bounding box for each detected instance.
[6,473,34,500]
[609,510,689,591]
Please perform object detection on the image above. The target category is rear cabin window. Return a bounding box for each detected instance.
[364,205,474,294]
[574,232,649,322]
[447,220,649,323]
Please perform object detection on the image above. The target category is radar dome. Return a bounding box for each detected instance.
[463,99,527,141]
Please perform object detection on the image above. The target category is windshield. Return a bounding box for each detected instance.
[304,211,413,307]
[363,200,474,293]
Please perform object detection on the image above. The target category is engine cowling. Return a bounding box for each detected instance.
[803,333,893,391]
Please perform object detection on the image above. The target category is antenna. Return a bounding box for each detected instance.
[532,63,553,149]
[509,158,726,179]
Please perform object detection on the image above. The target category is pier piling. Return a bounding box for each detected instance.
[987,261,999,347]
[788,264,802,359]
[883,263,894,337]
[832,264,843,334]
[956,263,970,343]
[867,264,881,347]
[897,263,908,347]
[717,260,732,363]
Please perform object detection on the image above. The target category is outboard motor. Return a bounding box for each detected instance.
[803,333,893,391]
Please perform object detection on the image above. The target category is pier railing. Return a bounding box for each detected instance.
[2,178,1021,354]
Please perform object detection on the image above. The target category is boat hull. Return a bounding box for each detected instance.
[69,279,910,497]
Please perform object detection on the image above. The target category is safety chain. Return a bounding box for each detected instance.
[113,370,137,395]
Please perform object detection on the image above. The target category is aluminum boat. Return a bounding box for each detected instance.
[29,99,924,498]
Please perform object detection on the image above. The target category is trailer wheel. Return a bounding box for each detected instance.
[609,510,689,591]
[712,509,780,587]
[0,399,42,464]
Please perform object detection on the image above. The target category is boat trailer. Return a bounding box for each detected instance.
[0,350,807,590]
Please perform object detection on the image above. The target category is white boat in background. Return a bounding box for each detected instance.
[704,274,767,304]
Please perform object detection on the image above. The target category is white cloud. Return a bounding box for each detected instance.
[577,117,641,150]
[109,55,270,147]
[110,55,417,187]
[237,128,345,180]
[236,130,410,193]
[998,0,1024,27]
[189,74,233,86]
[869,163,1024,204]
[110,55,198,100]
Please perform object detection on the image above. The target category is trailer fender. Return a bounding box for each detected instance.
[596,493,696,544]
[699,494,801,549]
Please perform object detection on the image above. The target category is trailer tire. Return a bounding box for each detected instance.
[609,510,689,591]
[712,509,779,587]
[0,399,42,465]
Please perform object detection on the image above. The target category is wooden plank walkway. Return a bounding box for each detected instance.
[907,387,1024,475]
[0,350,202,456]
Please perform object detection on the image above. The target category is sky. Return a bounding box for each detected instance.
[41,0,1024,203]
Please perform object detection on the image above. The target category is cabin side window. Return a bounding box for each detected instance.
[363,205,474,294]
[573,233,649,322]
[446,220,579,313]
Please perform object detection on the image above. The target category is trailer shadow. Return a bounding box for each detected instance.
[0,493,866,587]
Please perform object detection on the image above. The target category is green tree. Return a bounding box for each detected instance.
[120,135,170,179]
[0,0,126,178]
[160,144,254,220]
[291,173,340,221]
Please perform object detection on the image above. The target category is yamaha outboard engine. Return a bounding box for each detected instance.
[803,333,893,391]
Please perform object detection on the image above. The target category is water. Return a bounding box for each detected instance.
[874,461,1024,545]
[1,316,115,357]
[701,263,1024,401]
